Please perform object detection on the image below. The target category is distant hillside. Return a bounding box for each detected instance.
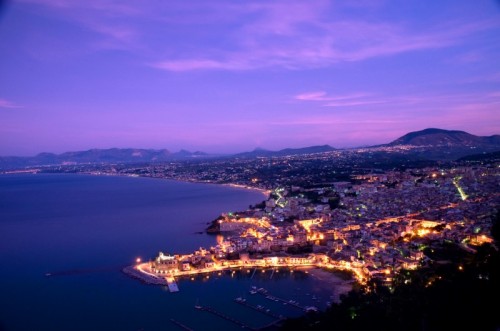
[2,128,499,169]
[0,148,210,170]
[233,145,336,158]
[387,128,500,160]
[389,128,500,147]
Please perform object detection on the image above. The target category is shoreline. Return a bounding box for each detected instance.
[124,262,355,305]
[77,171,271,198]
[1,168,271,199]
[128,257,362,285]
[219,182,271,197]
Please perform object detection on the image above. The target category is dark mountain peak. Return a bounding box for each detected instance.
[415,128,465,135]
[389,128,485,146]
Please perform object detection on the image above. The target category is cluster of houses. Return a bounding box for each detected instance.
[147,164,499,286]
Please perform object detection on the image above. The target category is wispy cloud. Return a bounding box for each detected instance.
[0,99,22,109]
[18,0,140,16]
[293,88,500,124]
[151,59,251,72]
[18,0,142,52]
[294,91,382,108]
[16,0,500,71]
[150,11,499,71]
[295,91,372,102]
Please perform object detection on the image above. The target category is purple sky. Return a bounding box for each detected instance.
[1,0,500,156]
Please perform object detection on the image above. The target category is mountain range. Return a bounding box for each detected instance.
[0,148,209,169]
[1,128,499,169]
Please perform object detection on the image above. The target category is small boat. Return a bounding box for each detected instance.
[305,306,318,312]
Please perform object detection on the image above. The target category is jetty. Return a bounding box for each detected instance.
[122,266,167,285]
[169,318,194,331]
[166,276,179,292]
[195,305,256,330]
[256,290,312,312]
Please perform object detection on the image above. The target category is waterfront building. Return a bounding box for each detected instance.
[151,252,178,273]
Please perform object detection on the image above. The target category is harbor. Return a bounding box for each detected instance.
[0,173,347,331]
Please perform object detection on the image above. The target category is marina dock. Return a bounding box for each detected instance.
[256,290,312,312]
[234,297,284,320]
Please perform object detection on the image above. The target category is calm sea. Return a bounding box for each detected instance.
[0,174,343,331]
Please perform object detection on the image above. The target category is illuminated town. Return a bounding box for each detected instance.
[125,163,499,291]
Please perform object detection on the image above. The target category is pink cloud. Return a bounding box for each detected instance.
[86,22,138,43]
[151,59,250,71]
[294,91,328,101]
[323,100,386,107]
[294,91,381,108]
[295,91,372,102]
[0,99,22,109]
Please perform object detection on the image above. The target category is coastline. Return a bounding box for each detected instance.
[1,169,270,199]
[80,171,271,198]
[220,182,271,198]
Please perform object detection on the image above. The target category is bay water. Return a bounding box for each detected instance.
[0,174,343,331]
